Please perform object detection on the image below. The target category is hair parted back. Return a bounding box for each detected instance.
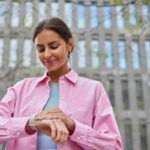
[32,17,73,43]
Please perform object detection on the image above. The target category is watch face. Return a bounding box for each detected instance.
[29,115,38,131]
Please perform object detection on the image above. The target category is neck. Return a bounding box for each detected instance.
[47,66,70,83]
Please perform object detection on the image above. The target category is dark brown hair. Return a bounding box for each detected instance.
[32,17,73,43]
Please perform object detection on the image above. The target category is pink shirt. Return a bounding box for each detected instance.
[0,69,123,150]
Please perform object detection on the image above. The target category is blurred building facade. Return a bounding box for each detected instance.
[0,0,150,150]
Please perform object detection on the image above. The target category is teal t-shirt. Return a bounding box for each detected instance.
[44,83,59,110]
[37,83,59,150]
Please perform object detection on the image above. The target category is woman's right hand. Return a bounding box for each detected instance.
[35,118,69,144]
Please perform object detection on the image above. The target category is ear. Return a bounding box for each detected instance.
[67,38,74,53]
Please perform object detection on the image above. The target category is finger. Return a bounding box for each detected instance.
[38,112,66,122]
[53,119,62,144]
[37,109,62,120]
[59,121,69,144]
[48,120,57,140]
[35,110,48,120]
[54,119,69,144]
[43,114,66,121]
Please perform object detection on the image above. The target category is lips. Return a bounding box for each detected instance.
[45,59,57,66]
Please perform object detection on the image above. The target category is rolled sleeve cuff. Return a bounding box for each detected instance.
[70,120,91,142]
[10,117,31,138]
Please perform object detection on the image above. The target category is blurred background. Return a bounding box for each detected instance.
[0,0,150,150]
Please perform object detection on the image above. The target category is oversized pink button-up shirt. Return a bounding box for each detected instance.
[0,69,123,150]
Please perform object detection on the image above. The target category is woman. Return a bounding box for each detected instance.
[0,17,123,150]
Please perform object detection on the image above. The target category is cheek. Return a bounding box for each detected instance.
[56,48,68,59]
[37,53,44,61]
[60,51,68,60]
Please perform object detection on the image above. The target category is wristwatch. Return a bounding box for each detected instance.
[29,114,38,131]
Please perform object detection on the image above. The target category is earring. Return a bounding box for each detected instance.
[68,50,71,58]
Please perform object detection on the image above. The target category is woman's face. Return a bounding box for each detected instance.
[34,29,73,73]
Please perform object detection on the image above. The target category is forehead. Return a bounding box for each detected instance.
[34,29,62,45]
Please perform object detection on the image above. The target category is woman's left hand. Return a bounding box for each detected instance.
[35,108,75,135]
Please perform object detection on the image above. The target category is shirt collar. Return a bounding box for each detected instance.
[64,69,78,84]
[34,69,78,86]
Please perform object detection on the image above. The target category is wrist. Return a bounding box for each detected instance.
[25,119,36,134]
[29,114,38,131]
[66,118,75,135]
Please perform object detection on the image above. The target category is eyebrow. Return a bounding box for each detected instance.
[36,41,59,47]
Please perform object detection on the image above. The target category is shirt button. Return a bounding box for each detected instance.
[61,97,64,100]
[61,81,64,84]
[16,131,20,136]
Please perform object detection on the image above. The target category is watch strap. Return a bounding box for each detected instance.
[29,114,38,131]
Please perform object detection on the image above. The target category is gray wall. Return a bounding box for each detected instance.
[0,0,150,150]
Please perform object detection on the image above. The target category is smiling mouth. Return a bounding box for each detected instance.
[45,60,57,66]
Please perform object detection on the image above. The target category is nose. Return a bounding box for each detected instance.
[44,47,52,58]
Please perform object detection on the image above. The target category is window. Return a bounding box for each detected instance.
[124,120,133,150]
[23,39,32,67]
[129,4,137,26]
[77,2,85,28]
[118,40,126,69]
[103,4,111,28]
[9,39,18,68]
[121,79,130,110]
[38,0,46,21]
[132,40,140,69]
[90,2,98,28]
[91,40,100,68]
[0,38,4,67]
[24,2,33,27]
[105,40,113,68]
[51,0,59,17]
[135,78,144,109]
[64,0,72,27]
[11,1,19,27]
[107,79,115,107]
[116,5,124,28]
[78,40,86,68]
[0,1,6,27]
[139,120,148,150]
[145,40,150,68]
[142,4,148,21]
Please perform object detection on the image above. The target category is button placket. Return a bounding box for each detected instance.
[59,78,65,101]
[60,80,64,84]
[61,97,64,100]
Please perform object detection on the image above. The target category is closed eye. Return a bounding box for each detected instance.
[36,45,45,52]
[48,42,59,50]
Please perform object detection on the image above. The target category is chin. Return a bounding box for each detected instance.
[46,66,59,72]
[47,68,56,72]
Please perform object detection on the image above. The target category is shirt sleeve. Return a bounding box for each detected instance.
[70,82,123,150]
[0,86,31,144]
